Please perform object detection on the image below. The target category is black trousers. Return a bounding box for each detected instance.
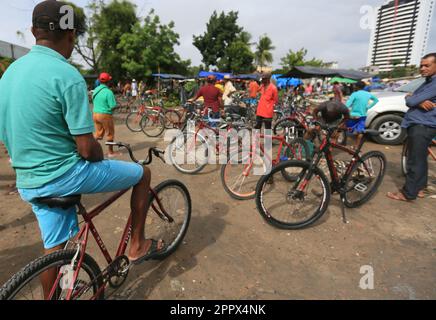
[254,116,272,130]
[403,124,436,200]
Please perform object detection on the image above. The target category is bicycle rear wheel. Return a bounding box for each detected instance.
[255,160,331,230]
[0,250,103,300]
[342,151,386,208]
[147,180,191,260]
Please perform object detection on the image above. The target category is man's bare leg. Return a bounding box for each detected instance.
[41,243,66,299]
[128,166,163,260]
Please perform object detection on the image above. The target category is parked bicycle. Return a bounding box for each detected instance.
[255,121,387,230]
[221,133,310,201]
[168,104,249,175]
[0,143,191,300]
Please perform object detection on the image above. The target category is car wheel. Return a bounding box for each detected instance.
[370,114,406,145]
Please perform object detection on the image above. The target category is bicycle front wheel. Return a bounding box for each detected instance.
[147,180,191,260]
[168,132,209,174]
[255,160,331,230]
[221,150,266,200]
[141,113,165,137]
[126,111,144,132]
[0,250,103,300]
[342,151,386,208]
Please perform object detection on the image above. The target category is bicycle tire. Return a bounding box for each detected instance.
[141,113,165,138]
[126,111,144,132]
[147,180,191,260]
[342,151,387,208]
[280,138,311,181]
[168,132,209,174]
[401,139,408,176]
[255,160,331,230]
[221,151,265,200]
[0,250,103,300]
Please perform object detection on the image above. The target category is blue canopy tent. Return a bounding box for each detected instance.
[198,71,232,80]
[272,74,302,89]
[232,73,262,81]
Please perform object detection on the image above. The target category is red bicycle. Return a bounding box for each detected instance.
[0,144,191,300]
[168,107,248,175]
[221,133,310,200]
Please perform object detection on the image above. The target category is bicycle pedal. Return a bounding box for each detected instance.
[354,183,368,193]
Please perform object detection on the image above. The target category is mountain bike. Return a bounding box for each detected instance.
[0,144,191,300]
[255,122,386,230]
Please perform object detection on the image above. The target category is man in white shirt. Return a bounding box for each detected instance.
[223,75,237,108]
[131,79,138,98]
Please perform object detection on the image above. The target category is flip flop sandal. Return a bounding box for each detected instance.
[129,239,165,265]
[387,192,412,202]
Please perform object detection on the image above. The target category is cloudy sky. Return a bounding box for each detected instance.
[1,0,435,69]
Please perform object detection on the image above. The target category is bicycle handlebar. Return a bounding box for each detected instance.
[105,142,165,165]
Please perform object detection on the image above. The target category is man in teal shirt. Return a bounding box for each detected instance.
[92,72,119,157]
[0,0,163,298]
[346,81,379,148]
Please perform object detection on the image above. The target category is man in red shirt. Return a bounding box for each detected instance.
[255,72,278,130]
[190,75,223,127]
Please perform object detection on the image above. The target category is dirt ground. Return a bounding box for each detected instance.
[0,115,435,300]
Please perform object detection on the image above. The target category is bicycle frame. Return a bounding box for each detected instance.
[304,129,367,193]
[47,186,170,300]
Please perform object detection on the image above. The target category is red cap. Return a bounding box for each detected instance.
[99,72,112,83]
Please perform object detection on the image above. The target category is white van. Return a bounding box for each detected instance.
[366,78,425,145]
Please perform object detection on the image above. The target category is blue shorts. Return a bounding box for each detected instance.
[346,117,367,134]
[19,160,143,249]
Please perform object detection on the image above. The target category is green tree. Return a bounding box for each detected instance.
[0,57,13,78]
[280,48,325,70]
[117,10,191,79]
[255,35,275,69]
[72,0,101,73]
[217,40,254,73]
[193,11,244,69]
[94,0,138,80]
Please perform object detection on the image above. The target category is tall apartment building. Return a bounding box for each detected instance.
[367,0,435,72]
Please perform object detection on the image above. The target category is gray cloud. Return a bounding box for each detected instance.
[1,0,435,70]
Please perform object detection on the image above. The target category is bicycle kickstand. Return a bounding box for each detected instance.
[340,197,349,224]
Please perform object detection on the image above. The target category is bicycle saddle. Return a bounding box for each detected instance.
[364,129,380,137]
[37,195,82,210]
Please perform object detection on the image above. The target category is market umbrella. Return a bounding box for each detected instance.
[329,77,357,84]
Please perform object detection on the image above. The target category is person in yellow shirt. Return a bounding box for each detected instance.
[215,80,224,93]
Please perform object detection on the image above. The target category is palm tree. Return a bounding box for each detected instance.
[255,35,275,71]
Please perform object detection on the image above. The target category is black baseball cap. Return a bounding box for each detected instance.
[32,0,80,32]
